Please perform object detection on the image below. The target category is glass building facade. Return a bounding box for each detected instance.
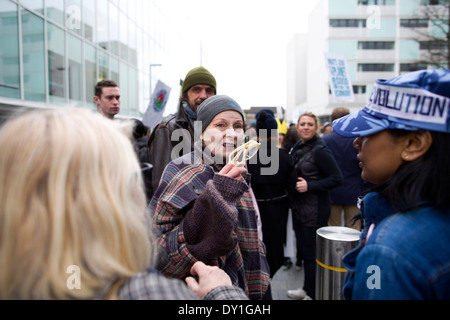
[0,0,193,121]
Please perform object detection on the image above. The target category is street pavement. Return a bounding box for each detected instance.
[270,257,304,300]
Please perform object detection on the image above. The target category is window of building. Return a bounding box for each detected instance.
[97,0,108,50]
[21,9,46,102]
[68,34,82,103]
[110,56,120,83]
[400,63,428,72]
[128,21,137,67]
[419,40,448,50]
[353,85,367,94]
[400,19,429,28]
[129,67,138,113]
[358,63,395,72]
[46,0,64,26]
[120,61,128,113]
[83,0,96,42]
[108,2,119,56]
[20,0,44,15]
[358,41,395,50]
[98,50,109,81]
[329,19,367,28]
[358,0,395,5]
[47,22,66,103]
[66,0,82,36]
[0,0,20,99]
[85,43,97,109]
[119,10,128,60]
[420,0,448,5]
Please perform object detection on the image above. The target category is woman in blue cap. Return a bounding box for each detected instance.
[333,69,450,300]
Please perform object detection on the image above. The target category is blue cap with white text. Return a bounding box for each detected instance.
[333,69,450,137]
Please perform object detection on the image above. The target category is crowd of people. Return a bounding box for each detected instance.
[0,67,449,300]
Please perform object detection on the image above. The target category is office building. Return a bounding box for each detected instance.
[0,0,197,123]
[287,0,448,124]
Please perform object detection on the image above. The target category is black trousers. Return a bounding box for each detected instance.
[258,200,289,278]
[292,222,321,299]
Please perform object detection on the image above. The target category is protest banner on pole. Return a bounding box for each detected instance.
[324,52,355,103]
[143,80,171,128]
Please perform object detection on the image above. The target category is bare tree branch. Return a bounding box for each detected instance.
[409,1,449,68]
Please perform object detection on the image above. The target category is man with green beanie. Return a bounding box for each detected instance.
[147,66,217,198]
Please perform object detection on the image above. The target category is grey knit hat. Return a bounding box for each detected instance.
[197,95,245,133]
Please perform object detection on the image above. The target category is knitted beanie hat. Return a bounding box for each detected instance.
[197,95,245,133]
[255,109,278,138]
[181,66,217,94]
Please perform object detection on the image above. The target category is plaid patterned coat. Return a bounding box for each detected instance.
[114,268,248,300]
[149,143,270,300]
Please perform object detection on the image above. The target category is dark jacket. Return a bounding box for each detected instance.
[247,140,297,201]
[133,136,153,203]
[147,101,195,193]
[247,140,298,277]
[323,131,366,205]
[290,136,342,227]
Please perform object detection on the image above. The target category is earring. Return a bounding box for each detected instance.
[402,153,409,160]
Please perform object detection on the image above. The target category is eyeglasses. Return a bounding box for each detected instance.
[228,140,260,166]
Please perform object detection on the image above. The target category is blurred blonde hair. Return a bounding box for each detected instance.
[0,107,152,299]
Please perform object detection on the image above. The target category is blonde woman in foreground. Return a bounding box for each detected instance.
[0,107,247,300]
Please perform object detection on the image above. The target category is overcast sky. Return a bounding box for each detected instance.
[155,0,319,111]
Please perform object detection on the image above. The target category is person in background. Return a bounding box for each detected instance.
[333,69,450,300]
[323,107,367,230]
[246,120,257,140]
[0,107,247,300]
[147,66,217,195]
[320,122,332,136]
[247,110,297,278]
[132,119,150,165]
[149,95,271,300]
[94,80,121,120]
[287,112,342,300]
[131,119,153,204]
[276,116,288,147]
[281,125,301,271]
[282,125,300,152]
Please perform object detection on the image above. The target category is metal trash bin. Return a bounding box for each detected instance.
[315,226,360,300]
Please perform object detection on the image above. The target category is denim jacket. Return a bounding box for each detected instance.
[342,192,450,300]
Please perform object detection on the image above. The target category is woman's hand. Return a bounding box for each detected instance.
[185,261,233,299]
[218,161,247,181]
[296,177,308,193]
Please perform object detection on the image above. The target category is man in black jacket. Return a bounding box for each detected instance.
[147,67,216,195]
